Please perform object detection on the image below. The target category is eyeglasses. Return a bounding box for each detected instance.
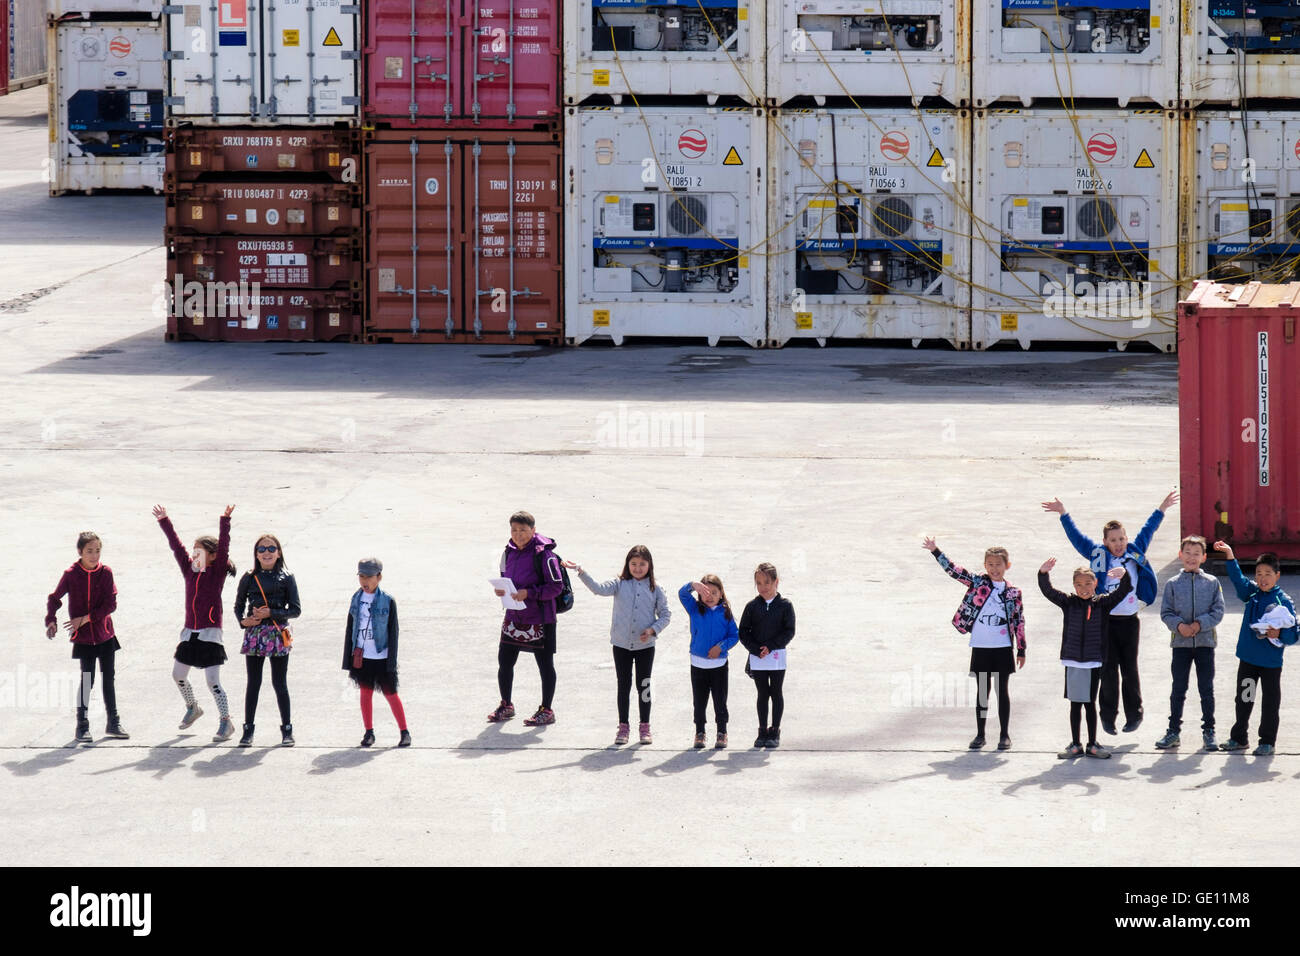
[256,546,279,553]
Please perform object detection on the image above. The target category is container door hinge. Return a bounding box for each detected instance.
[164,51,185,60]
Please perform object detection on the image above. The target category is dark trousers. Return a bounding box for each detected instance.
[1099,615,1142,724]
[612,645,654,724]
[499,640,557,708]
[690,663,728,732]
[244,654,291,725]
[1168,646,1215,733]
[1230,661,1283,746]
[974,671,1011,736]
[754,670,786,731]
[78,647,117,714]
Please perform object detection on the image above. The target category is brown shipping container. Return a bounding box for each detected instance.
[366,131,561,343]
[167,181,361,236]
[166,288,362,343]
[166,233,361,290]
[167,127,362,183]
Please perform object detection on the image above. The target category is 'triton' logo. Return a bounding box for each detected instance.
[50,886,151,937]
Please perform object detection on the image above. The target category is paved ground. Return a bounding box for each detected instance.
[4,85,1297,866]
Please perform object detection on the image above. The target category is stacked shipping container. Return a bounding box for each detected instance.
[3,0,47,94]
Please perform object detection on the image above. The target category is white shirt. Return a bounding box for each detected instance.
[1103,554,1140,616]
[358,591,387,660]
[969,582,1012,648]
[1062,659,1102,669]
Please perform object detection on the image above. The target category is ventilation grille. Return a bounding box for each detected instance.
[667,195,708,236]
[872,196,912,238]
[1077,198,1117,239]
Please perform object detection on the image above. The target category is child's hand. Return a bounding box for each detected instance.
[1213,540,1235,561]
[1267,627,1281,640]
[241,617,258,628]
[223,505,236,517]
[1039,558,1056,574]
[493,589,506,597]
[1016,653,1026,670]
[1177,623,1194,637]
[1160,490,1180,513]
[512,589,528,601]
[1041,498,1066,515]
[639,628,654,642]
[254,606,270,620]
[922,536,937,552]
[758,646,770,658]
[45,622,56,640]
[692,581,715,600]
[1107,567,1126,580]
[707,645,721,659]
[152,504,167,520]
[560,560,582,571]
[64,616,87,634]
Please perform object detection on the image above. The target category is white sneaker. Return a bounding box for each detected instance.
[212,717,235,742]
[179,704,204,730]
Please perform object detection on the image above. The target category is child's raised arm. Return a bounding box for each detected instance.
[216,506,234,567]
[1036,558,1069,609]
[1215,541,1254,602]
[1094,568,1134,612]
[1046,499,1100,560]
[154,505,191,575]
[677,582,703,619]
[925,538,975,586]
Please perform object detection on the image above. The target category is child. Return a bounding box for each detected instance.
[1042,491,1178,734]
[45,532,127,743]
[155,504,237,743]
[564,546,672,746]
[234,533,301,748]
[342,558,409,748]
[923,537,1025,750]
[678,576,739,750]
[1213,542,1299,755]
[1155,536,1225,751]
[738,562,795,749]
[1038,559,1132,758]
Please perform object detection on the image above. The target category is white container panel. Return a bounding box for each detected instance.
[1182,5,1300,106]
[49,0,163,17]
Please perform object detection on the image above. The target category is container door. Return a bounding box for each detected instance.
[365,0,455,125]
[467,0,560,125]
[165,0,261,121]
[262,0,358,122]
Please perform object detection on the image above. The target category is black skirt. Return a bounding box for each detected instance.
[348,656,399,693]
[969,645,1016,676]
[72,638,121,660]
[174,634,228,668]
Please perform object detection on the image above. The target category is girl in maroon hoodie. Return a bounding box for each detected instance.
[154,504,238,743]
[45,532,126,743]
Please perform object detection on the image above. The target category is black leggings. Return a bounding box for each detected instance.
[753,670,786,731]
[612,645,655,724]
[974,670,1011,736]
[78,649,117,714]
[1070,702,1099,747]
[244,654,291,725]
[691,663,729,732]
[499,645,557,709]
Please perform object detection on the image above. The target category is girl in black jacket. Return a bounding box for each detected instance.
[233,534,301,747]
[1039,559,1131,759]
[738,563,796,749]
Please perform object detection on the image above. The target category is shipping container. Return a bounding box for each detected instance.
[166,125,359,181]
[165,286,362,341]
[1179,280,1300,560]
[48,18,164,194]
[566,105,766,345]
[49,0,162,16]
[969,107,1178,350]
[167,179,360,233]
[163,0,359,124]
[767,107,970,346]
[1,0,7,95]
[768,0,967,106]
[972,0,1177,108]
[366,130,562,343]
[564,0,764,103]
[8,0,47,90]
[167,232,360,288]
[364,0,560,128]
[1181,4,1300,106]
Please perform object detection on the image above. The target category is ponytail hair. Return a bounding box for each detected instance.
[195,535,237,578]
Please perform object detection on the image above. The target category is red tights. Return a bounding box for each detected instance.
[360,684,407,731]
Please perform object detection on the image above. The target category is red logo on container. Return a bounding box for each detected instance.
[879,130,910,161]
[108,35,132,57]
[219,0,247,27]
[677,130,708,159]
[1086,133,1118,164]
[1294,138,1300,161]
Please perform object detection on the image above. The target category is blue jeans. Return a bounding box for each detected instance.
[1169,647,1215,733]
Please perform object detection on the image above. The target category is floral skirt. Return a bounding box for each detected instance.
[241,623,290,657]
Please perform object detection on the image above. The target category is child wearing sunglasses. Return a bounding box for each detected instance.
[234,534,301,747]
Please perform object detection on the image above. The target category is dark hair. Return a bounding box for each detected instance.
[195,535,237,578]
[755,562,778,583]
[1256,552,1281,573]
[620,545,655,590]
[252,533,287,574]
[77,532,101,552]
[509,511,536,528]
[697,574,734,621]
[1102,520,1125,537]
[1180,535,1208,553]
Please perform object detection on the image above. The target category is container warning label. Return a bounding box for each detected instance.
[323,27,343,47]
[282,29,300,46]
[1133,148,1154,169]
[794,312,813,330]
[592,69,610,86]
[723,146,742,166]
[1000,314,1018,331]
[593,310,610,327]
[927,148,945,167]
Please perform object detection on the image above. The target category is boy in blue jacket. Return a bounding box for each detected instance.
[1042,490,1178,735]
[1213,542,1299,755]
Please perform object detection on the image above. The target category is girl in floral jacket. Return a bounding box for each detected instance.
[923,537,1026,751]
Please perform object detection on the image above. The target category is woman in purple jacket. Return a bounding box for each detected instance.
[488,511,566,726]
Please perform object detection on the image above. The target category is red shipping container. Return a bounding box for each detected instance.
[365,130,561,343]
[363,0,560,129]
[167,233,361,290]
[165,288,362,343]
[1179,280,1300,560]
[167,127,361,183]
[0,0,8,97]
[167,181,361,235]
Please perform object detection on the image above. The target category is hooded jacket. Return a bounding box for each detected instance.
[1059,509,1163,606]
[160,515,231,630]
[501,533,565,628]
[677,583,740,662]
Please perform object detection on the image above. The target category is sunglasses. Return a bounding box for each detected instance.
[256,545,279,553]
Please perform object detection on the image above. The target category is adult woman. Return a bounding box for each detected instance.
[233,533,301,747]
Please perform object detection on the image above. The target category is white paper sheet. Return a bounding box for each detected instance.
[749,648,787,671]
[490,577,526,610]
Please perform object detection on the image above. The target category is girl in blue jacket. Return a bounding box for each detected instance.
[679,576,739,750]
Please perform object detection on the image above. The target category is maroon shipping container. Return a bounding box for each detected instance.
[167,127,361,183]
[364,0,560,128]
[0,0,8,97]
[167,181,361,235]
[167,233,360,290]
[166,288,362,343]
[1179,281,1300,560]
[366,130,561,343]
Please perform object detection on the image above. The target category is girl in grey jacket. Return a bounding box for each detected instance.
[563,546,672,746]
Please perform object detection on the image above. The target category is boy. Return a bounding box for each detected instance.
[1038,559,1131,759]
[1042,490,1179,734]
[738,563,795,749]
[1213,543,1298,755]
[342,558,410,748]
[1155,536,1225,751]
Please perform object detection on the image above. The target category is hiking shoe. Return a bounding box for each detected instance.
[969,735,986,750]
[997,734,1012,751]
[764,728,781,749]
[212,717,235,742]
[104,714,129,739]
[1058,742,1084,759]
[714,733,728,750]
[1155,731,1180,749]
[754,728,769,748]
[523,707,555,726]
[614,722,630,746]
[1086,742,1111,759]
[178,704,204,730]
[238,723,255,748]
[1122,716,1143,733]
[486,701,515,723]
[398,730,412,748]
[638,722,652,745]
[1254,743,1275,756]
[1202,732,1218,752]
[280,723,295,747]
[1101,719,1117,736]
[1221,738,1248,752]
[693,732,706,749]
[360,729,375,748]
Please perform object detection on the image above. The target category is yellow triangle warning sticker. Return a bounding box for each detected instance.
[1134,148,1155,169]
[723,146,743,166]
[323,26,342,47]
[926,147,945,167]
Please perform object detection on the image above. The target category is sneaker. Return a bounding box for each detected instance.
[1086,742,1111,759]
[212,717,235,742]
[280,724,295,747]
[360,729,376,748]
[398,730,412,748]
[714,733,728,750]
[1058,742,1084,759]
[523,707,555,726]
[754,728,769,748]
[997,734,1012,751]
[1101,719,1117,736]
[178,704,204,730]
[969,735,986,750]
[638,722,652,745]
[1202,731,1218,752]
[1155,731,1180,749]
[104,714,129,740]
[1122,716,1143,733]
[693,732,706,749]
[1253,743,1275,756]
[486,701,515,723]
[764,728,780,749]
[614,722,630,746]
[1221,738,1248,752]
[238,723,255,748]
[75,710,92,743]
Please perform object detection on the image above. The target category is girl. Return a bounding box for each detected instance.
[678,576,739,750]
[45,532,127,743]
[487,511,566,726]
[233,533,301,747]
[738,562,796,749]
[155,504,238,743]
[563,546,672,746]
[342,558,410,748]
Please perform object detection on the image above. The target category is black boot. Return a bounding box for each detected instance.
[238,723,254,748]
[360,729,375,748]
[280,723,295,747]
[75,707,92,743]
[765,728,781,749]
[104,713,129,739]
